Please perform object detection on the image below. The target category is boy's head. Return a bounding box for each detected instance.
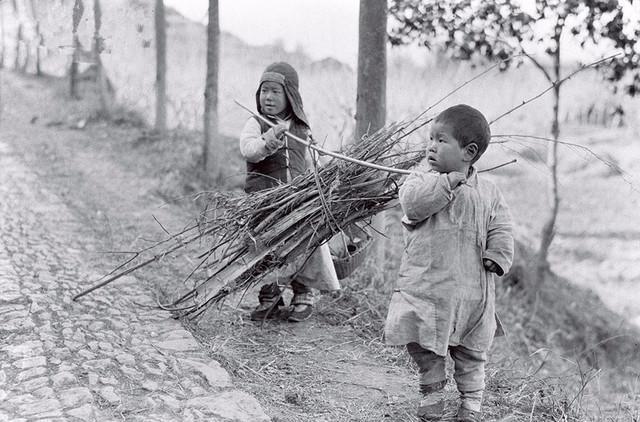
[256,62,309,126]
[427,104,490,174]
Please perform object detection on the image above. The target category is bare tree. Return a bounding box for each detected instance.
[92,0,111,114]
[355,0,388,274]
[389,0,639,285]
[12,0,23,71]
[203,0,221,179]
[29,0,43,75]
[70,0,84,98]
[154,0,166,133]
[355,0,387,141]
[0,4,5,69]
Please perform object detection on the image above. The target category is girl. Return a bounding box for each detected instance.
[239,62,340,322]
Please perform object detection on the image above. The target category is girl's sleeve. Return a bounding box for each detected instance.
[399,167,455,226]
[239,118,270,163]
[483,187,514,276]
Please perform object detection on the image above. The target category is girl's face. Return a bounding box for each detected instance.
[259,81,288,116]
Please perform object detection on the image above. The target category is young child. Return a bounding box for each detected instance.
[384,104,514,422]
[239,61,340,322]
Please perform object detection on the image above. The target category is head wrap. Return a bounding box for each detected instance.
[255,62,309,127]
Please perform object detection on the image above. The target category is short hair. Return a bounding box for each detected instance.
[435,104,491,163]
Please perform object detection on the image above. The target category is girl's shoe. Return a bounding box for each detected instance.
[250,283,284,321]
[288,291,314,322]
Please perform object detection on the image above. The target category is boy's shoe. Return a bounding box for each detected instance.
[417,380,447,421]
[250,283,284,321]
[417,397,445,421]
[456,406,481,422]
[287,291,314,322]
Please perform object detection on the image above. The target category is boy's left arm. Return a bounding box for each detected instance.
[483,189,514,276]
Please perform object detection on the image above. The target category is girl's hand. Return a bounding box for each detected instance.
[483,259,499,273]
[264,123,288,152]
[272,122,288,138]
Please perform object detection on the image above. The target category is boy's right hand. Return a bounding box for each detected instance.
[447,171,467,188]
[263,123,288,152]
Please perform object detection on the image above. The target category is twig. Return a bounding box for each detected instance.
[479,159,517,173]
[529,393,537,421]
[72,229,210,301]
[490,53,622,125]
[407,53,524,126]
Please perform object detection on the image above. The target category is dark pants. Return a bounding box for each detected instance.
[290,279,311,295]
[407,342,486,410]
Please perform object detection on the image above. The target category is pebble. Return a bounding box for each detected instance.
[98,386,120,405]
[51,371,77,387]
[59,387,93,407]
[13,356,46,369]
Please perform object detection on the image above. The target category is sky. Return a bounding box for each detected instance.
[164,0,640,67]
[164,0,360,66]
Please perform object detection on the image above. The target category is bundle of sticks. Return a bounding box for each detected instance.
[72,115,427,319]
[172,120,425,319]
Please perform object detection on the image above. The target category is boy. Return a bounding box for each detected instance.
[239,62,340,322]
[384,104,514,421]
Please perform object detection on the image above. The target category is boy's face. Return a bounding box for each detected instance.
[427,121,471,174]
[259,81,288,116]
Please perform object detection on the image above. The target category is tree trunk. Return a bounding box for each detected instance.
[35,21,42,75]
[535,46,562,284]
[154,0,167,133]
[29,0,41,75]
[93,0,110,115]
[203,0,220,179]
[0,6,5,69]
[15,22,23,71]
[355,0,387,141]
[70,0,84,98]
[355,0,388,276]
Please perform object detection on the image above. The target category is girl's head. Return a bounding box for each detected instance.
[256,62,309,126]
[427,104,490,173]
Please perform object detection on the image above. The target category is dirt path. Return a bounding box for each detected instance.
[0,72,443,421]
[0,73,271,421]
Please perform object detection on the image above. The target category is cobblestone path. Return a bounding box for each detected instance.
[0,136,270,421]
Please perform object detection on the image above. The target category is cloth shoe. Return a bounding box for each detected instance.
[250,283,284,321]
[417,380,446,421]
[417,397,445,421]
[288,290,314,322]
[456,405,481,422]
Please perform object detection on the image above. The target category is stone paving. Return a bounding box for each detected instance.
[0,139,270,421]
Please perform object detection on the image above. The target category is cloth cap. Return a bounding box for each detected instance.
[255,62,309,127]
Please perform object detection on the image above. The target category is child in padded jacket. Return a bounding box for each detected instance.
[239,62,340,322]
[384,104,514,422]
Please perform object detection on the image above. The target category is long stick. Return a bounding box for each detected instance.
[235,100,517,175]
[235,100,412,175]
[72,230,209,301]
